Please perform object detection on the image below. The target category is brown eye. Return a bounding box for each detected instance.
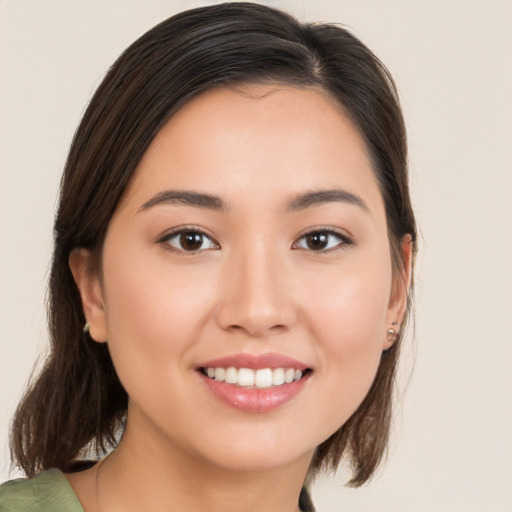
[293,230,350,252]
[304,232,329,250]
[163,229,218,252]
[180,231,204,251]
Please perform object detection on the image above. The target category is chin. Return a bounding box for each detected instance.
[202,445,315,474]
[182,422,322,474]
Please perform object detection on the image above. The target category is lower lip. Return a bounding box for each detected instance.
[199,372,310,413]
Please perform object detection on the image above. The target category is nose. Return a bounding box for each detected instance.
[216,244,297,338]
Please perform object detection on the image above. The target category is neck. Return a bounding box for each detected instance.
[96,418,313,512]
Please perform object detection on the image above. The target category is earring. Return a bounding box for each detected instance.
[83,322,90,334]
[387,322,400,343]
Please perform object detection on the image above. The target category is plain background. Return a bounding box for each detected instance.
[1,1,511,510]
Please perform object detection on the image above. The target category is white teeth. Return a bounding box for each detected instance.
[225,367,238,384]
[272,368,285,386]
[255,368,273,388]
[237,368,255,387]
[284,368,295,384]
[204,366,306,388]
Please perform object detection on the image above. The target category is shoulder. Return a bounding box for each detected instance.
[0,469,84,512]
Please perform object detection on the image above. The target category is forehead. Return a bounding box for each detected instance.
[119,84,385,216]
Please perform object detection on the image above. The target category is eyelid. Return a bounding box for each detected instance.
[157,225,220,252]
[292,227,354,252]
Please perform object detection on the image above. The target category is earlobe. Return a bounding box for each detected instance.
[69,248,108,343]
[384,234,414,350]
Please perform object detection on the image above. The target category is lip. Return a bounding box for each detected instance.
[199,371,311,413]
[196,352,312,413]
[197,352,310,371]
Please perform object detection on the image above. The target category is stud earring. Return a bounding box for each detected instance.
[83,322,90,334]
[387,321,400,343]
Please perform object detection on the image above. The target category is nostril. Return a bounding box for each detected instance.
[230,324,288,337]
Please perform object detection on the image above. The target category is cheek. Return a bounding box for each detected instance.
[301,255,392,423]
[100,246,218,380]
[317,278,387,363]
[305,253,392,345]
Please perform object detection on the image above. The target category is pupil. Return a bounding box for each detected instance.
[307,232,328,250]
[180,232,203,250]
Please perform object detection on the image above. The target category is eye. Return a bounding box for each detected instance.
[160,229,219,252]
[293,229,351,252]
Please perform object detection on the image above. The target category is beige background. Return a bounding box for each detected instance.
[1,1,511,510]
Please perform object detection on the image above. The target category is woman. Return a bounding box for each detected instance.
[0,3,416,511]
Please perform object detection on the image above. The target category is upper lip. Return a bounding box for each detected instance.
[197,352,310,371]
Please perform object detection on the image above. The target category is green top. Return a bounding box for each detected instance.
[0,468,315,511]
[0,468,84,512]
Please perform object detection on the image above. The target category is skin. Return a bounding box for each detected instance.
[69,85,412,512]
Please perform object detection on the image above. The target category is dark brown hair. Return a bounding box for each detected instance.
[11,2,416,486]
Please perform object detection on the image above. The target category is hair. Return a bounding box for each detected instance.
[11,2,417,487]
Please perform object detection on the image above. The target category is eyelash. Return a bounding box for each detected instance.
[158,227,353,254]
[292,228,353,253]
[158,226,219,253]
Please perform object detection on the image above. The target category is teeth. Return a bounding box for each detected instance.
[255,368,272,388]
[272,368,285,386]
[225,367,237,384]
[204,367,306,388]
[238,368,255,387]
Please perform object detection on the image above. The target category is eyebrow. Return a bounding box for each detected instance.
[140,188,368,213]
[287,189,369,212]
[140,190,226,212]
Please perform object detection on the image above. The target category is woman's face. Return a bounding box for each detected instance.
[75,85,407,472]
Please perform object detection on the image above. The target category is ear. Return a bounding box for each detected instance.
[383,234,414,350]
[69,248,108,343]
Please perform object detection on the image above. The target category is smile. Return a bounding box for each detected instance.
[200,367,307,389]
[196,353,313,412]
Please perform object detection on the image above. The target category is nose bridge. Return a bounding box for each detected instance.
[216,236,295,336]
